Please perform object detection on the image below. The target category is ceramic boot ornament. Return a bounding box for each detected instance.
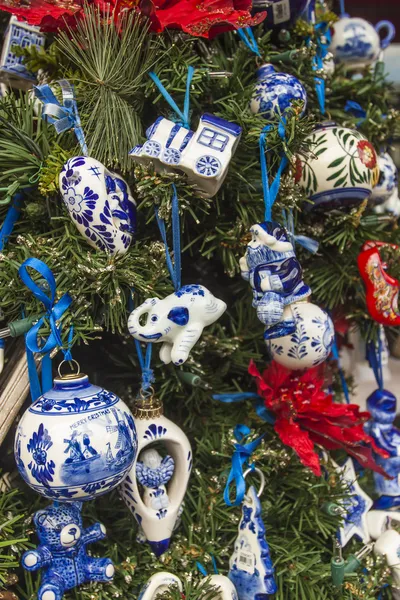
[129,67,241,198]
[228,468,277,599]
[120,392,192,556]
[240,221,334,369]
[22,501,114,600]
[34,82,137,255]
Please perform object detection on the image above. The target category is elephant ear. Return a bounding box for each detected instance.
[167,306,189,326]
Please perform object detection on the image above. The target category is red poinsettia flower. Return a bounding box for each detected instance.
[249,359,389,477]
[357,140,377,169]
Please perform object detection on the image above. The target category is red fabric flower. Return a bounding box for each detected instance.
[357,140,377,169]
[249,359,389,477]
[0,1,82,31]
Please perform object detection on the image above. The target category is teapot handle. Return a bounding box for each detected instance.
[375,20,396,50]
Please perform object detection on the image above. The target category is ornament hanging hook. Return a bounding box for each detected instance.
[57,358,81,379]
[243,467,265,498]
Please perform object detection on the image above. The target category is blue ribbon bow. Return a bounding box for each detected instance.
[223,424,265,507]
[282,209,319,254]
[237,27,261,58]
[344,100,367,124]
[34,80,88,155]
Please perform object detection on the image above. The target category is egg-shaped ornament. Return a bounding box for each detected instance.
[15,365,137,501]
[294,122,379,208]
[59,156,137,255]
[250,63,307,121]
[265,302,335,370]
[370,152,398,206]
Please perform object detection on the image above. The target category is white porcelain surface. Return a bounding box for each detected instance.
[265,302,334,370]
[374,529,400,586]
[367,510,400,541]
[119,413,192,556]
[128,284,227,365]
[59,156,136,255]
[370,152,398,205]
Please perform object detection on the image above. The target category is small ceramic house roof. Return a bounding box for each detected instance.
[200,113,242,137]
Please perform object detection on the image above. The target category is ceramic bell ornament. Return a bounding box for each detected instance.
[15,362,137,501]
[128,284,227,365]
[240,221,334,369]
[294,122,379,208]
[370,152,398,206]
[59,156,137,255]
[0,16,45,89]
[329,16,395,71]
[119,396,192,556]
[250,63,307,121]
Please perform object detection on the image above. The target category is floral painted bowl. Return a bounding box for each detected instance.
[294,122,379,208]
[59,156,137,255]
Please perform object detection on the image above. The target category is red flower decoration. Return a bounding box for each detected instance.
[0,0,82,31]
[249,360,389,477]
[357,140,377,169]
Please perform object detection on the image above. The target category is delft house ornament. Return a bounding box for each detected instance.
[129,114,242,199]
[364,388,400,510]
[0,16,45,89]
[228,472,277,600]
[240,221,334,370]
[119,399,192,556]
[128,284,227,366]
[22,501,114,600]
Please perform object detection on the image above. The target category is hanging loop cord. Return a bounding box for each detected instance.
[259,123,288,222]
[154,184,181,292]
[237,27,261,57]
[34,80,88,155]
[223,424,264,507]
[281,208,319,254]
[18,257,74,401]
[330,333,350,405]
[366,333,384,392]
[339,0,348,17]
[312,22,331,115]
[128,292,155,398]
[148,66,195,129]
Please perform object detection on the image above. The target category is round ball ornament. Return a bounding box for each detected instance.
[15,368,137,501]
[265,302,334,370]
[294,122,379,208]
[250,63,307,121]
[370,152,398,206]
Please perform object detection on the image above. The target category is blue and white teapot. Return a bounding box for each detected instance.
[329,16,395,70]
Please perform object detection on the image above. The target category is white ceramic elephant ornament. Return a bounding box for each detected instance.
[128,284,227,365]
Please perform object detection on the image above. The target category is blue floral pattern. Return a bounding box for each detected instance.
[251,65,307,121]
[27,423,55,486]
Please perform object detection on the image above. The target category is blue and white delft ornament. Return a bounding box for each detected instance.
[228,476,277,599]
[250,64,307,121]
[128,284,227,365]
[129,114,242,198]
[0,16,45,89]
[138,571,237,600]
[366,509,400,541]
[59,156,137,255]
[120,404,192,556]
[22,501,114,600]
[334,458,373,547]
[240,221,334,369]
[15,371,137,501]
[364,389,400,510]
[329,17,395,71]
[370,152,398,206]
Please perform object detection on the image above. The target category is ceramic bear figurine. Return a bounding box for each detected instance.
[22,502,114,600]
[128,284,227,365]
[136,449,174,510]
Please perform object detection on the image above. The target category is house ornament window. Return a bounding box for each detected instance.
[197,127,229,152]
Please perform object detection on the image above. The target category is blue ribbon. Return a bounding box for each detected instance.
[155,184,181,292]
[344,100,367,125]
[213,391,276,425]
[339,0,348,17]
[310,22,331,115]
[282,209,319,254]
[148,67,194,130]
[330,335,350,404]
[34,80,88,155]
[237,27,261,57]
[259,124,288,222]
[128,293,155,394]
[0,193,23,251]
[366,335,383,391]
[224,424,264,507]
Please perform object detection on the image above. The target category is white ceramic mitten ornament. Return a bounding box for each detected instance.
[137,572,183,600]
[59,156,136,255]
[294,122,379,208]
[119,400,192,556]
[15,369,137,501]
[128,284,227,365]
[130,114,242,198]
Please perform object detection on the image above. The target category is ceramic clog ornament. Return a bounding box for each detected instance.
[128,284,227,366]
[59,156,137,255]
[250,63,307,121]
[329,16,395,71]
[370,152,398,206]
[119,398,192,556]
[294,122,379,208]
[240,221,334,369]
[15,366,137,501]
